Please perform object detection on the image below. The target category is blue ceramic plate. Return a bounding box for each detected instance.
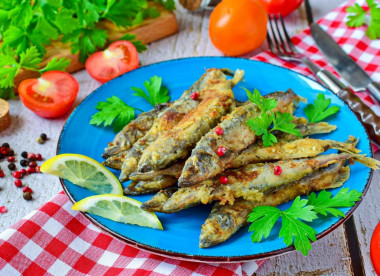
[58,57,373,262]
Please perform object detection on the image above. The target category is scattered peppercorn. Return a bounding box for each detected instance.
[22,186,33,193]
[1,143,9,148]
[21,151,28,158]
[14,180,22,187]
[190,92,199,100]
[28,161,37,168]
[35,153,42,161]
[40,133,47,141]
[20,159,28,167]
[35,166,41,173]
[8,149,14,156]
[27,167,35,174]
[23,192,32,201]
[8,163,16,170]
[27,153,36,161]
[0,147,9,155]
[219,175,228,184]
[274,165,282,176]
[217,146,227,157]
[12,171,22,179]
[7,156,15,162]
[0,206,7,213]
[0,171,4,178]
[215,126,224,136]
[0,153,4,159]
[36,137,44,144]
[19,169,27,175]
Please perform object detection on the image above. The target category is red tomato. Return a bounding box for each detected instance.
[18,71,79,118]
[209,0,268,56]
[371,222,380,274]
[85,40,139,83]
[259,0,304,17]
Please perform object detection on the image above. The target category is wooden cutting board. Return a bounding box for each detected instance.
[13,3,178,87]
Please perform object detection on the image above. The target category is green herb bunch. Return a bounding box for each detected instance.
[346,0,380,39]
[0,0,175,99]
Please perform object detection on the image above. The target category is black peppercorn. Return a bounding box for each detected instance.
[21,151,28,158]
[8,163,16,170]
[40,133,47,141]
[20,159,28,167]
[1,143,9,148]
[23,192,32,201]
[8,149,14,156]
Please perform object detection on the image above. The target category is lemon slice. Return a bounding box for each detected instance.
[72,194,163,230]
[41,154,123,195]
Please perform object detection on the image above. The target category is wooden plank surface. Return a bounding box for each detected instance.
[1,0,379,274]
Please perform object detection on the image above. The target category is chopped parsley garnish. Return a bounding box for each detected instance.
[304,93,340,123]
[132,76,170,107]
[346,0,380,39]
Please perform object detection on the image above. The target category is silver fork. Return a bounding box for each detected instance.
[266,14,348,94]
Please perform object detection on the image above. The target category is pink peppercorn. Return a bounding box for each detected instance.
[27,153,36,161]
[35,153,42,161]
[274,165,282,175]
[14,180,22,187]
[217,146,227,157]
[27,167,35,174]
[219,175,228,184]
[22,186,33,193]
[0,206,7,214]
[215,126,224,136]
[7,156,15,162]
[0,171,4,178]
[20,169,27,175]
[190,92,199,100]
[35,166,41,173]
[12,171,22,179]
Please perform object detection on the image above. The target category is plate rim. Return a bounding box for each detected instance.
[57,56,374,263]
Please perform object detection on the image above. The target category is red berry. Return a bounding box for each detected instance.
[217,146,227,157]
[27,153,36,160]
[27,167,35,174]
[190,92,199,100]
[7,156,15,162]
[12,171,22,179]
[219,175,228,184]
[215,126,224,136]
[22,186,33,193]
[20,169,27,175]
[274,165,282,176]
[35,166,41,173]
[35,153,42,161]
[28,161,37,168]
[0,206,7,214]
[0,147,9,155]
[14,180,22,187]
[0,171,4,178]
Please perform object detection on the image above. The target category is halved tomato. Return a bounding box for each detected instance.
[371,222,380,274]
[85,40,139,83]
[18,71,79,118]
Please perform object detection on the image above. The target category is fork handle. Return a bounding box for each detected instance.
[316,69,380,146]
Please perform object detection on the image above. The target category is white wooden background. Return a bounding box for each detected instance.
[1,0,379,274]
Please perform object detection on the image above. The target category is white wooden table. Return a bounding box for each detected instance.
[1,0,378,274]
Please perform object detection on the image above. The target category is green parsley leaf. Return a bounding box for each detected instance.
[307,188,362,217]
[54,8,81,35]
[120,34,147,53]
[346,3,366,27]
[248,206,281,242]
[247,113,277,147]
[104,0,147,27]
[272,112,301,137]
[0,87,15,100]
[132,76,170,107]
[366,5,380,39]
[346,0,380,39]
[40,57,71,73]
[304,93,340,123]
[154,0,176,10]
[90,96,136,133]
[244,88,277,112]
[0,49,20,88]
[8,2,33,29]
[19,46,42,70]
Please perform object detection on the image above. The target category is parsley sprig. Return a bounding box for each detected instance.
[304,93,340,123]
[248,188,362,256]
[132,76,170,107]
[245,88,301,147]
[346,0,380,39]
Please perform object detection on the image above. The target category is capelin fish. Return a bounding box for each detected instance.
[102,103,169,158]
[128,121,337,181]
[162,153,378,213]
[228,137,360,168]
[178,89,299,187]
[140,187,179,213]
[103,150,129,170]
[123,175,177,195]
[119,69,228,182]
[199,161,350,248]
[137,69,245,173]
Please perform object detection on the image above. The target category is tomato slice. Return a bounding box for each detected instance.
[18,71,79,118]
[259,0,304,17]
[85,40,139,83]
[371,222,380,274]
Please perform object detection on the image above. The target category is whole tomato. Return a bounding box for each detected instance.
[371,222,380,274]
[259,0,304,17]
[209,0,268,56]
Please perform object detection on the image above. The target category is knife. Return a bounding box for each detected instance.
[310,23,380,102]
[306,24,380,145]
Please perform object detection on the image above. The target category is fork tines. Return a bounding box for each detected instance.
[267,14,297,57]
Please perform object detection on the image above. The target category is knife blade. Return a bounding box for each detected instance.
[310,23,380,102]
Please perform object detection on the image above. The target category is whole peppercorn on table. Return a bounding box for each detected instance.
[1,0,380,274]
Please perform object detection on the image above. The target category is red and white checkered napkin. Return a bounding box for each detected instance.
[0,192,264,276]
[253,0,380,115]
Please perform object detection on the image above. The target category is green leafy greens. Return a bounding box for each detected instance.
[132,76,170,107]
[304,93,340,123]
[346,0,380,39]
[245,88,301,147]
[248,188,362,256]
[0,0,175,99]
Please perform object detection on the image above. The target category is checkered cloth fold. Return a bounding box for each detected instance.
[1,0,379,274]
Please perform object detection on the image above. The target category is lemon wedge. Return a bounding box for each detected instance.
[41,154,123,195]
[72,194,163,230]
